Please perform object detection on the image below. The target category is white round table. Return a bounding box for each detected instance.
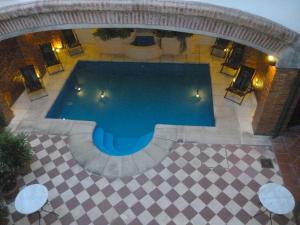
[15,184,48,215]
[259,183,295,214]
[257,183,295,224]
[15,184,52,225]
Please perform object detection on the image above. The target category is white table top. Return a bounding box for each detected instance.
[258,183,295,215]
[15,184,48,215]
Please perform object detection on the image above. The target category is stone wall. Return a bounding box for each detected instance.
[0,0,298,56]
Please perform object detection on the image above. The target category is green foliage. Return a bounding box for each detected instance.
[0,130,32,172]
[93,28,134,41]
[154,30,193,53]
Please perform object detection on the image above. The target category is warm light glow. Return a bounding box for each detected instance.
[267,55,277,66]
[252,75,264,89]
[100,91,105,99]
[53,39,63,50]
[267,55,275,62]
[55,48,61,53]
[75,86,81,92]
[195,89,201,100]
[224,48,230,52]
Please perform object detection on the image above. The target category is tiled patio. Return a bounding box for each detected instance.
[272,128,300,203]
[6,133,295,225]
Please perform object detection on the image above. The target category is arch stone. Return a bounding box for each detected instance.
[0,0,298,56]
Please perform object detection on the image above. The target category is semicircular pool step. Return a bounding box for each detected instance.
[93,126,154,156]
[103,132,115,152]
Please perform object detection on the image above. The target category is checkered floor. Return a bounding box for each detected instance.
[6,134,295,225]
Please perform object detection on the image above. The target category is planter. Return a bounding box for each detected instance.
[0,206,9,225]
[0,218,9,225]
[2,181,18,200]
[19,160,32,176]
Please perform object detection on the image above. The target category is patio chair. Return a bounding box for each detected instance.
[20,65,48,101]
[39,42,64,75]
[61,29,84,56]
[220,43,245,76]
[210,38,230,58]
[224,65,255,105]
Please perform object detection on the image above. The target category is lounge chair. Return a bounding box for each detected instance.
[20,65,48,101]
[220,43,245,76]
[210,38,230,58]
[61,29,84,56]
[224,65,255,105]
[39,42,64,75]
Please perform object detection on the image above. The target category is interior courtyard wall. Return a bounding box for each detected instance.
[16,31,62,77]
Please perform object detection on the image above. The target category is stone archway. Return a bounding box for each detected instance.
[0,0,298,56]
[0,0,299,135]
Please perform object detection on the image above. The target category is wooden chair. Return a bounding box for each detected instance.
[220,43,245,76]
[224,65,255,105]
[39,42,64,75]
[61,29,84,56]
[210,38,230,58]
[20,65,48,101]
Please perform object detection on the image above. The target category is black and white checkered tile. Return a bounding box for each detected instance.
[6,134,295,225]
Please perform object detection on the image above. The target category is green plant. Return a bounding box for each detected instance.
[0,131,32,172]
[93,28,134,41]
[154,30,193,52]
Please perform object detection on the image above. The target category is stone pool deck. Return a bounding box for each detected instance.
[9,34,272,178]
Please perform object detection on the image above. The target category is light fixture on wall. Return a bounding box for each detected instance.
[52,39,63,52]
[267,55,277,66]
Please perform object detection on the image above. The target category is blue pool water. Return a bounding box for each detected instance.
[47,61,215,155]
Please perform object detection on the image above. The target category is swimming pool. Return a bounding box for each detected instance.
[47,61,215,155]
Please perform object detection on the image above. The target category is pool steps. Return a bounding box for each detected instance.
[93,127,154,156]
[15,119,177,178]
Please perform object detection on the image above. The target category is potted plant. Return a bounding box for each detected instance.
[154,30,193,53]
[0,131,32,175]
[0,192,9,225]
[0,162,18,199]
[93,28,134,41]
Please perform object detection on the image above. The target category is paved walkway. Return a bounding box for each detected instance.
[6,133,295,225]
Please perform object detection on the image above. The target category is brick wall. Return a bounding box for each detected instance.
[252,68,299,134]
[0,38,26,107]
[242,47,276,103]
[16,31,62,77]
[0,30,62,125]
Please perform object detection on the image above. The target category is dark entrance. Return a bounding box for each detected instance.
[288,98,300,127]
